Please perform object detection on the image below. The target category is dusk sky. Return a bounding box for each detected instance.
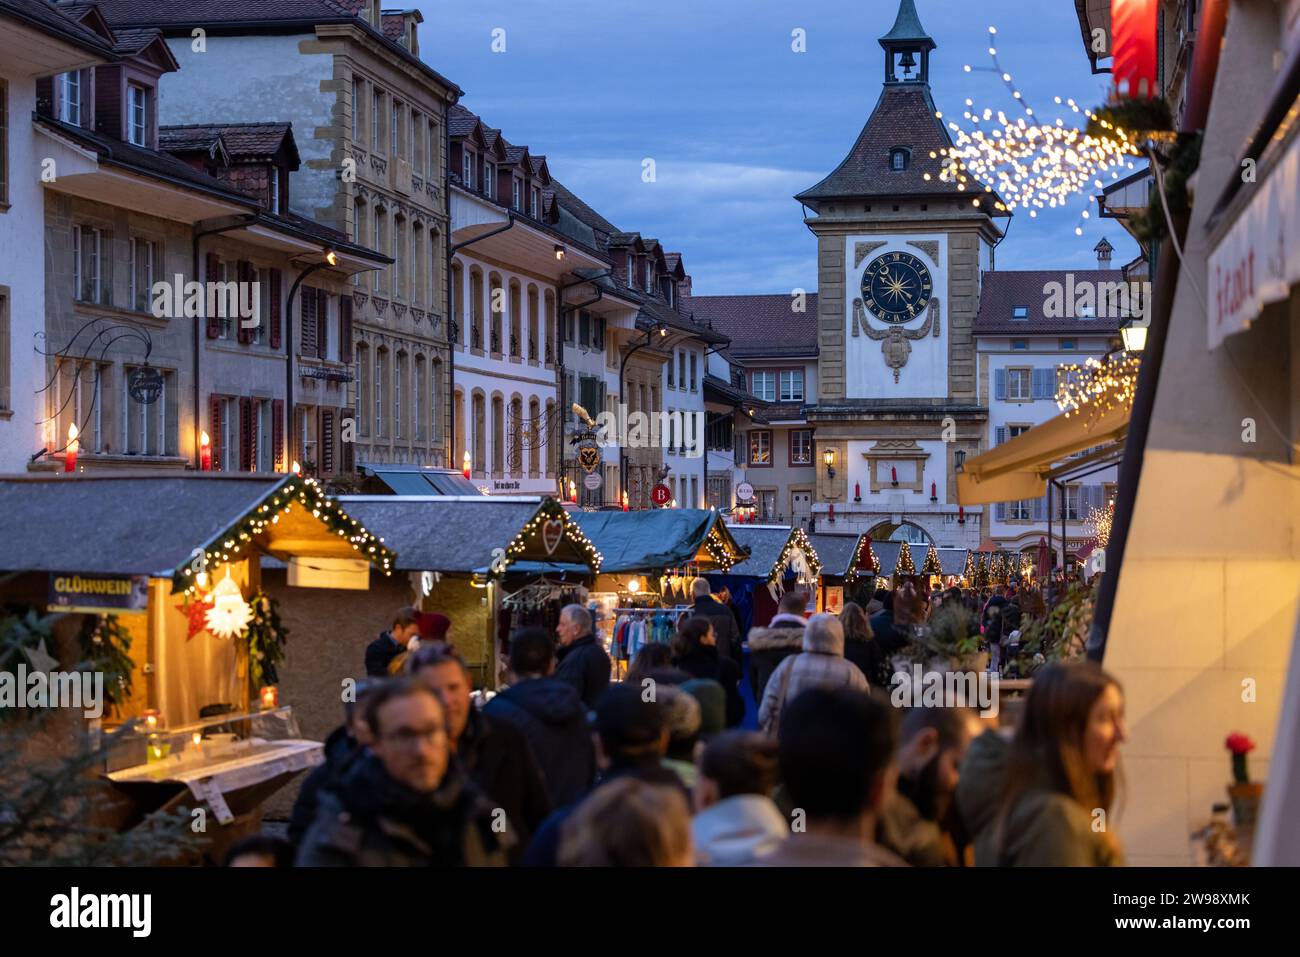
[421,0,1139,296]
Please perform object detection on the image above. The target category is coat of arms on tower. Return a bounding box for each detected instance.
[852,297,941,383]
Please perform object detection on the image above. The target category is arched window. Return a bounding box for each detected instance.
[509,395,523,477]
[491,394,505,478]
[471,391,486,475]
[890,148,911,172]
[528,397,541,477]
[470,266,484,350]
[355,343,370,437]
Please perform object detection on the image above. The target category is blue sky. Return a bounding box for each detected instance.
[420,0,1138,296]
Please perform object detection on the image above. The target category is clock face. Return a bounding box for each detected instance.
[860,251,933,325]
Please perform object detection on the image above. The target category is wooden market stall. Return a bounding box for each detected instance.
[809,532,881,614]
[265,495,601,732]
[710,525,822,633]
[0,472,394,857]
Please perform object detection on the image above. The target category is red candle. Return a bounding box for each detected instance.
[854,481,861,498]
[958,506,966,522]
[259,686,278,710]
[931,481,937,498]
[462,450,471,480]
[829,503,835,521]
[64,425,79,473]
[199,430,212,471]
[891,466,897,483]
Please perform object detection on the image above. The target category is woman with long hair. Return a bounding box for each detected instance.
[839,601,890,689]
[672,616,745,728]
[961,661,1127,866]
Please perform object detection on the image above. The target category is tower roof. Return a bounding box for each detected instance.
[879,0,935,51]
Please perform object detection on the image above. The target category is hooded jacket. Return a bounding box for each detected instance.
[758,620,869,735]
[693,794,789,866]
[955,729,1124,867]
[483,676,596,807]
[673,646,745,728]
[295,751,510,867]
[746,613,806,701]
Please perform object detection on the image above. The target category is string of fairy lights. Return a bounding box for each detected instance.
[499,500,604,573]
[770,528,822,584]
[1088,501,1115,549]
[935,25,1142,234]
[173,476,395,594]
[1055,352,1142,420]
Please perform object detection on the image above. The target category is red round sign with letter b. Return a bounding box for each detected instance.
[650,483,672,506]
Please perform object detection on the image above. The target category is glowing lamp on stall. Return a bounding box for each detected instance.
[259,686,279,710]
[291,460,302,475]
[199,431,212,471]
[671,499,678,509]
[462,450,472,480]
[64,424,79,473]
[627,577,641,594]
[554,244,566,261]
[325,249,338,267]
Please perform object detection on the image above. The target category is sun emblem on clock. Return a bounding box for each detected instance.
[860,251,933,325]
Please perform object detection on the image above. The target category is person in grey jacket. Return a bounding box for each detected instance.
[759,613,868,736]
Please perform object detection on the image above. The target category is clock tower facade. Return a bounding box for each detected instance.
[799,0,1006,547]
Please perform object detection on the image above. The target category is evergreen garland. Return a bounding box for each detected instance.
[896,541,915,576]
[244,592,289,689]
[920,545,943,576]
[78,614,135,708]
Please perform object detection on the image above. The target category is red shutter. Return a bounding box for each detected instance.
[317,291,329,361]
[339,295,353,363]
[209,395,223,471]
[205,253,222,339]
[239,396,252,471]
[320,409,336,475]
[236,261,253,344]
[272,398,284,472]
[269,269,283,350]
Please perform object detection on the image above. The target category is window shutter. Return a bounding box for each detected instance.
[994,368,1007,400]
[269,269,283,349]
[320,409,336,474]
[996,502,1007,521]
[339,295,354,363]
[210,395,223,470]
[1033,496,1045,521]
[341,411,355,474]
[272,399,285,472]
[205,253,222,338]
[995,426,1006,445]
[237,261,252,343]
[317,291,329,360]
[301,288,318,357]
[239,396,252,471]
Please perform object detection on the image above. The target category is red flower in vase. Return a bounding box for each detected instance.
[1224,732,1255,755]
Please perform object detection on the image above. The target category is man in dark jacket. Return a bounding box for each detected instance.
[690,578,742,666]
[523,683,685,867]
[296,679,510,866]
[870,585,917,656]
[484,626,596,806]
[553,603,610,709]
[412,646,551,861]
[287,678,379,847]
[364,606,422,676]
[746,589,807,701]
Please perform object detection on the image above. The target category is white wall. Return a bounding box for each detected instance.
[0,79,43,471]
[843,233,948,399]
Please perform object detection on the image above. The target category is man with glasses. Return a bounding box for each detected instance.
[297,680,511,866]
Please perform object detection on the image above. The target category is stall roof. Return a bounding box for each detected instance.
[937,548,971,576]
[727,525,822,581]
[362,466,480,496]
[572,509,747,573]
[873,541,903,576]
[0,473,393,584]
[337,496,600,575]
[808,533,861,579]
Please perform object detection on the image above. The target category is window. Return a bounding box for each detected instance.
[255,268,271,345]
[300,286,318,356]
[270,171,280,213]
[483,162,495,199]
[394,217,406,300]
[689,353,697,391]
[749,430,772,466]
[512,178,522,210]
[462,150,474,189]
[1006,368,1032,401]
[779,369,803,401]
[220,396,238,470]
[790,429,813,466]
[394,352,404,439]
[1009,423,1031,440]
[1011,338,1029,350]
[411,110,421,170]
[0,290,9,410]
[375,349,388,437]
[644,261,653,291]
[123,366,172,455]
[391,100,400,156]
[59,72,81,126]
[56,361,104,453]
[530,187,539,219]
[256,399,272,472]
[427,119,438,179]
[626,256,634,285]
[413,355,425,441]
[890,148,910,171]
[1065,485,1082,521]
[0,80,8,205]
[1008,499,1032,521]
[127,85,147,146]
[129,238,156,313]
[677,351,686,389]
[74,225,110,304]
[751,371,775,402]
[371,88,383,152]
[372,209,385,293]
[356,344,370,437]
[1012,305,1029,319]
[351,78,361,142]
[1059,338,1076,350]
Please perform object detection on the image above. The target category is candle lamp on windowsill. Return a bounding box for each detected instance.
[259,685,279,710]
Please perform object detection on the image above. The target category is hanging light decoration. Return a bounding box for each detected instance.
[1055,353,1142,421]
[204,567,253,639]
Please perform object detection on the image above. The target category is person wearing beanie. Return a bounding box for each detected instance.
[758,612,868,736]
[658,685,703,791]
[680,679,726,738]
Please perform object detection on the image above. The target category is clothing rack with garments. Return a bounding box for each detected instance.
[497,580,586,683]
[608,605,694,664]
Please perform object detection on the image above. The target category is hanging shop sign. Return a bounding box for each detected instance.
[576,438,602,475]
[650,484,672,506]
[583,472,603,491]
[541,517,565,555]
[127,366,164,405]
[48,573,149,615]
[736,482,755,502]
[1111,0,1159,99]
[1208,136,1300,348]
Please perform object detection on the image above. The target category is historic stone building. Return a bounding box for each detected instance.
[797,0,1004,547]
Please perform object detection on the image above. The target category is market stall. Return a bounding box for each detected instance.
[710,525,822,633]
[572,509,748,678]
[266,495,601,723]
[810,532,881,613]
[0,472,393,857]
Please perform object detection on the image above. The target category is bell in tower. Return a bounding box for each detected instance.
[880,0,936,85]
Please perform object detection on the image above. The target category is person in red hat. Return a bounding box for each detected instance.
[413,612,452,650]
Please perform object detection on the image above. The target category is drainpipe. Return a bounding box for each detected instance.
[192,217,256,469]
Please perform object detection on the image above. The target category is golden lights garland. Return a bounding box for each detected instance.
[771,528,822,584]
[1055,353,1142,420]
[1087,502,1114,550]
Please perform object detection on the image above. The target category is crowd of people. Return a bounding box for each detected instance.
[224,576,1126,868]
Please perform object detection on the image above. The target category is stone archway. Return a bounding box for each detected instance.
[866,520,933,547]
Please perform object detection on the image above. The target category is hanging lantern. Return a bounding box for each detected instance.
[1112,0,1159,100]
[204,567,253,639]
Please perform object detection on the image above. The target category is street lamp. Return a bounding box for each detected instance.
[284,248,339,471]
[1119,316,1147,353]
[954,448,966,473]
[823,447,836,479]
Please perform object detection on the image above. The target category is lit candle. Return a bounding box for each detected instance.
[259,686,278,710]
[143,710,159,731]
[462,450,472,480]
[569,480,577,503]
[200,431,212,471]
[621,490,629,512]
[64,424,79,473]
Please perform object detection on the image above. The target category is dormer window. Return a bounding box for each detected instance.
[270,170,281,213]
[462,150,474,189]
[626,256,634,286]
[512,178,522,211]
[644,261,653,291]
[1012,305,1029,320]
[127,84,147,146]
[483,162,495,198]
[59,72,81,126]
[530,187,539,218]
[889,148,910,171]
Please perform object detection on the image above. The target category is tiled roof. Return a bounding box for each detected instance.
[161,122,298,165]
[447,103,480,138]
[974,270,1126,335]
[110,25,163,54]
[688,294,819,358]
[380,11,403,41]
[796,85,1000,206]
[0,0,116,54]
[549,179,620,238]
[703,373,766,410]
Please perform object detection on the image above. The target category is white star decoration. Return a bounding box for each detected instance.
[23,638,59,673]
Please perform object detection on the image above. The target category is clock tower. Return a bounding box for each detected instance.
[798,0,1006,547]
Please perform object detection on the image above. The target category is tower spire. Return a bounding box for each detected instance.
[880,0,936,85]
